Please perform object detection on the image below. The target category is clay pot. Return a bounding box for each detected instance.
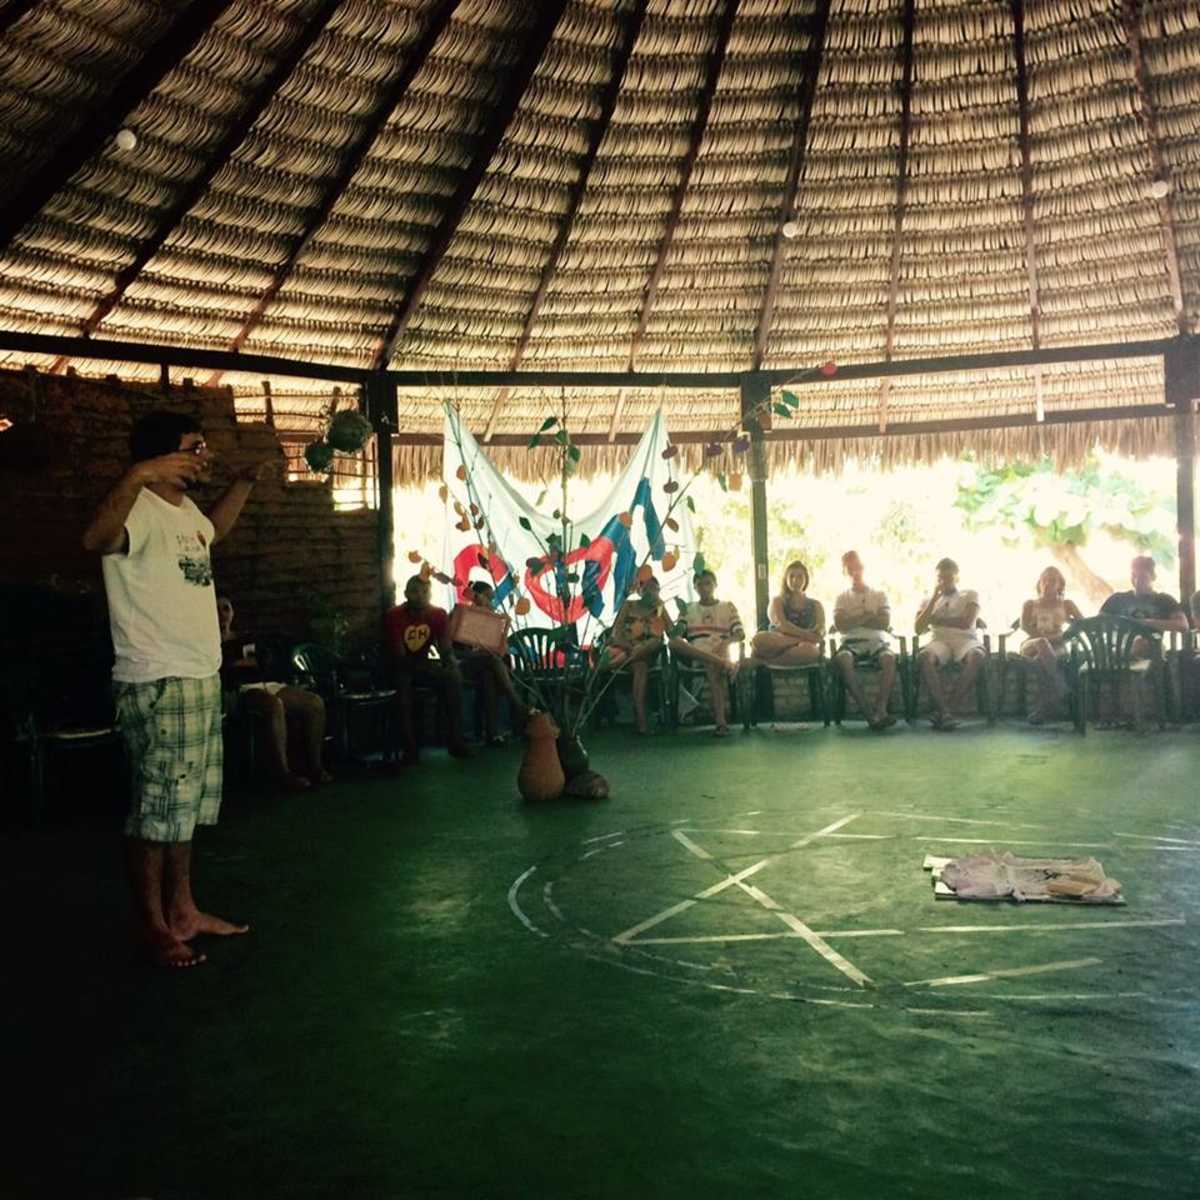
[556,732,589,780]
[518,710,565,802]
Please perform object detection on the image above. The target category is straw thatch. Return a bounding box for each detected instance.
[0,0,1196,478]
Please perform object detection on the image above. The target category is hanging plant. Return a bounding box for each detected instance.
[304,440,335,474]
[327,409,373,453]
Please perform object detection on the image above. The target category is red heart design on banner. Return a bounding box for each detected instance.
[524,537,614,624]
[452,542,509,603]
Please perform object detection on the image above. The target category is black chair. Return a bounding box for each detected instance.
[589,629,671,732]
[291,642,396,760]
[508,627,589,720]
[909,623,996,724]
[827,632,909,725]
[1064,615,1167,734]
[670,640,744,730]
[742,634,830,731]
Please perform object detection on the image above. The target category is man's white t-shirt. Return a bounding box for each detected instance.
[928,588,981,645]
[834,586,891,646]
[102,489,221,683]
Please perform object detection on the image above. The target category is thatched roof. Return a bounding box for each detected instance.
[0,0,1196,473]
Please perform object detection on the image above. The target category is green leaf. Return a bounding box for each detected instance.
[717,472,728,493]
[566,572,579,583]
[568,444,582,462]
[554,428,569,445]
[528,434,541,449]
[692,551,706,574]
[686,495,696,513]
[773,403,792,419]
[780,390,799,409]
[535,489,547,507]
[518,516,532,530]
[539,416,558,432]
[579,533,591,549]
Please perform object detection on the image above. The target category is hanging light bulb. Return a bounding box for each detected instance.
[1148,177,1171,200]
[782,220,800,239]
[114,128,138,151]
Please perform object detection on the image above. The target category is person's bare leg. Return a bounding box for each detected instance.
[630,660,650,732]
[126,838,204,967]
[243,690,308,791]
[950,650,985,715]
[919,652,948,722]
[776,642,819,665]
[165,841,249,941]
[875,653,898,724]
[706,663,729,732]
[281,688,331,783]
[748,631,794,666]
[835,652,871,719]
[669,638,731,674]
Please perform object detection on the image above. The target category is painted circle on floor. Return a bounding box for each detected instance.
[507,810,1198,1015]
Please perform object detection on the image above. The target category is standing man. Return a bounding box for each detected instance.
[914,557,985,730]
[832,550,898,731]
[83,411,262,968]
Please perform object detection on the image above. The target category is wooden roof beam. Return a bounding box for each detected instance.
[483,0,651,443]
[0,0,238,256]
[1121,0,1188,335]
[749,0,832,372]
[878,0,916,432]
[370,0,572,372]
[208,0,463,385]
[608,0,741,442]
[1010,0,1045,420]
[51,0,346,375]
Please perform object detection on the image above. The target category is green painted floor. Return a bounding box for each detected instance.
[6,723,1200,1199]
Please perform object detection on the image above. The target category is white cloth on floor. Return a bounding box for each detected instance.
[940,852,1122,903]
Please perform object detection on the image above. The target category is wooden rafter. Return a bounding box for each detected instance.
[1009,0,1046,419]
[1121,0,1188,334]
[0,0,238,256]
[878,0,916,432]
[370,1,572,372]
[0,327,1178,390]
[483,0,651,442]
[51,0,346,374]
[749,0,832,371]
[208,0,463,383]
[606,0,742,442]
[0,0,41,40]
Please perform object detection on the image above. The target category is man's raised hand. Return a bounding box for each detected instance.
[133,451,203,489]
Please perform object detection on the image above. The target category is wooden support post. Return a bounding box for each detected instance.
[365,374,398,614]
[741,375,772,632]
[1166,339,1200,606]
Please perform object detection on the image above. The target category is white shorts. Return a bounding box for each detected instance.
[920,638,984,666]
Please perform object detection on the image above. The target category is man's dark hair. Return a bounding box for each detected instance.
[130,411,201,463]
[470,580,494,598]
[694,568,717,585]
[935,557,958,574]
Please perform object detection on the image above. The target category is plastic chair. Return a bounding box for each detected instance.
[669,639,744,730]
[827,632,909,725]
[909,623,996,724]
[508,627,589,716]
[291,642,396,760]
[1064,615,1167,734]
[742,637,830,731]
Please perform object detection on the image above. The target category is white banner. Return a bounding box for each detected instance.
[439,406,696,636]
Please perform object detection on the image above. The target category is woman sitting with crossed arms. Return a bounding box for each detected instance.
[746,560,825,667]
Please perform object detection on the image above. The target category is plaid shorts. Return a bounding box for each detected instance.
[114,674,223,843]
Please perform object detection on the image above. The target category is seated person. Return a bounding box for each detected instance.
[217,595,331,790]
[453,580,528,745]
[914,557,985,730]
[832,550,897,731]
[1019,567,1083,724]
[384,575,471,766]
[1100,555,1187,657]
[606,573,668,735]
[668,568,744,737]
[748,560,825,666]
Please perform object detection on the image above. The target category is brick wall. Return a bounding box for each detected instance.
[0,368,382,654]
